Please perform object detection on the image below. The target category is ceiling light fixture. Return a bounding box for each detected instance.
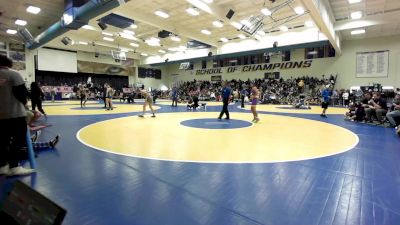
[15,19,27,26]
[140,53,148,56]
[351,29,365,35]
[170,36,181,42]
[26,6,41,14]
[201,29,211,35]
[186,0,212,14]
[240,19,251,27]
[212,20,223,28]
[231,22,242,29]
[123,30,135,35]
[186,7,200,16]
[130,43,139,47]
[62,13,74,25]
[158,50,166,53]
[130,24,138,29]
[120,32,137,40]
[305,20,314,27]
[351,11,362,19]
[220,37,228,42]
[294,6,305,15]
[238,34,246,39]
[102,32,113,36]
[6,29,17,35]
[202,0,213,3]
[257,30,266,36]
[103,37,114,42]
[145,37,161,46]
[280,25,289,32]
[155,10,169,18]
[348,0,362,4]
[254,34,262,40]
[82,25,95,30]
[261,8,272,16]
[79,41,88,45]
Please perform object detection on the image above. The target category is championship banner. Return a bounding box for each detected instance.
[122,87,134,93]
[195,60,313,75]
[42,86,74,93]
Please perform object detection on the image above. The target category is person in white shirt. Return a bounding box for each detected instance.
[342,90,350,107]
[0,55,35,176]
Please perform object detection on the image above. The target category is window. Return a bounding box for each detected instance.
[305,44,336,59]
[201,60,207,69]
[282,51,291,61]
[212,60,218,68]
[188,62,194,70]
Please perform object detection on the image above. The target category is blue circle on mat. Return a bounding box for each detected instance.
[180,118,252,129]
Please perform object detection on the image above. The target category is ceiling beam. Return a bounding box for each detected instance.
[112,1,218,47]
[300,0,341,55]
[335,10,400,31]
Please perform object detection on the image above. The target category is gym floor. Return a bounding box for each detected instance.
[4,100,400,225]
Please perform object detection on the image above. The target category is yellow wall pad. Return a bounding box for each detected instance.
[43,104,160,116]
[77,112,358,163]
[239,105,348,115]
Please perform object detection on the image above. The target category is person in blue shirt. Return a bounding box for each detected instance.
[218,81,232,120]
[321,85,331,118]
[171,87,178,107]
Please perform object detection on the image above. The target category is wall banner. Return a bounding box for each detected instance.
[195,60,313,75]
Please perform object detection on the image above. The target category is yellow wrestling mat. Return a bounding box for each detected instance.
[239,104,348,115]
[41,101,70,105]
[43,103,160,115]
[77,112,358,163]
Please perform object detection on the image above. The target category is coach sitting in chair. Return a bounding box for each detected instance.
[365,92,388,123]
[386,92,400,128]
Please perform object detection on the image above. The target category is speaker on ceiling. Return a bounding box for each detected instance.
[273,41,278,48]
[158,30,172,38]
[61,36,72,45]
[165,58,169,62]
[226,9,235,19]
[208,52,213,57]
[97,21,107,30]
[17,28,34,45]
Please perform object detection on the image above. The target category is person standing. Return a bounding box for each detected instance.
[102,83,108,108]
[240,85,247,108]
[139,90,156,117]
[218,81,232,120]
[105,84,114,110]
[30,82,46,116]
[171,87,178,107]
[79,84,87,108]
[0,55,35,176]
[342,90,350,107]
[138,89,156,117]
[50,87,57,102]
[250,85,260,123]
[320,86,331,118]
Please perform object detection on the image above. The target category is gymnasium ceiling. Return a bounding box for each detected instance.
[0,0,399,56]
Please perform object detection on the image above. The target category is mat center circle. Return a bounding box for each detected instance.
[180,118,252,129]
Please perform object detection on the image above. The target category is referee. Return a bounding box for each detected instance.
[218,81,232,120]
[320,85,331,118]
